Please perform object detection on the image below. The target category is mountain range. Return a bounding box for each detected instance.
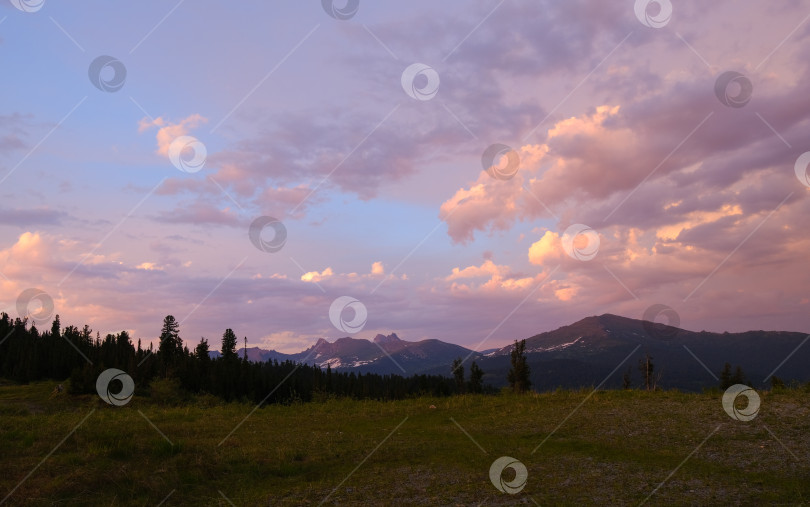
[209,314,810,391]
[209,332,474,375]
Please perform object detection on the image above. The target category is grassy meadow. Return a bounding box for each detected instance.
[1,380,808,505]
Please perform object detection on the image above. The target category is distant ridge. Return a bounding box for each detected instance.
[209,314,810,391]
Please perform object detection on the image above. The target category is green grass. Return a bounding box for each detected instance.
[1,381,808,505]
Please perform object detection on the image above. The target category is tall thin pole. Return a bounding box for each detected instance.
[244,336,247,361]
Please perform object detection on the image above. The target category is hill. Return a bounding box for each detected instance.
[474,314,810,391]
[228,314,810,391]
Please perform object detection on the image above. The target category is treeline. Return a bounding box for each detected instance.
[621,352,790,391]
[0,313,472,404]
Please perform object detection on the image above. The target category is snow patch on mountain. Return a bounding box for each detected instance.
[320,357,342,368]
[528,336,583,354]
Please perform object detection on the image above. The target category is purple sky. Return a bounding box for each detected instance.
[2,0,810,353]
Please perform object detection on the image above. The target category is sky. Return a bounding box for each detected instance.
[1,0,810,353]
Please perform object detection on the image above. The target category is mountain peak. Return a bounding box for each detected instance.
[566,313,636,331]
[373,333,401,344]
[315,338,329,347]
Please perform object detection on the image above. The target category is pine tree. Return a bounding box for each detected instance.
[158,315,182,375]
[719,362,733,389]
[221,328,238,361]
[468,361,484,393]
[50,315,61,339]
[507,339,531,393]
[622,366,633,389]
[195,338,210,361]
[451,357,465,393]
[731,365,748,386]
[638,353,655,390]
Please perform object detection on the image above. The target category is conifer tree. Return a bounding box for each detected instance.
[221,328,238,361]
[719,362,733,389]
[158,315,182,376]
[468,361,484,393]
[638,353,655,390]
[451,357,465,393]
[507,339,531,393]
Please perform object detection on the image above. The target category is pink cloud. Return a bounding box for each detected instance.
[139,114,208,157]
[155,201,240,227]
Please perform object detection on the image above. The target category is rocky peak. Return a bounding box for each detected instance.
[372,333,401,344]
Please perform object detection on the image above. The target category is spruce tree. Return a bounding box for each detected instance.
[221,328,238,361]
[638,353,655,390]
[468,361,484,393]
[507,339,531,393]
[451,357,465,393]
[731,365,748,386]
[195,338,210,361]
[50,315,61,338]
[158,315,182,375]
[719,362,733,389]
[622,366,633,389]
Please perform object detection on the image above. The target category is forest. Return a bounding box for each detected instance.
[0,313,483,404]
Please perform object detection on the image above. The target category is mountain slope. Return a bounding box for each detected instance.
[207,314,809,391]
[285,333,479,375]
[479,314,810,391]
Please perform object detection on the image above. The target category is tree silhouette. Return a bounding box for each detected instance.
[158,315,182,376]
[507,339,531,393]
[221,328,238,361]
[50,314,61,339]
[468,361,484,393]
[731,365,748,386]
[195,338,210,361]
[719,363,748,389]
[638,353,655,391]
[622,366,633,389]
[451,357,465,393]
[719,362,733,389]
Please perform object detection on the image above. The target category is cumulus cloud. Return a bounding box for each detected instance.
[444,258,542,293]
[438,143,550,243]
[301,263,402,286]
[135,262,162,271]
[301,267,333,283]
[528,231,563,267]
[139,114,207,157]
